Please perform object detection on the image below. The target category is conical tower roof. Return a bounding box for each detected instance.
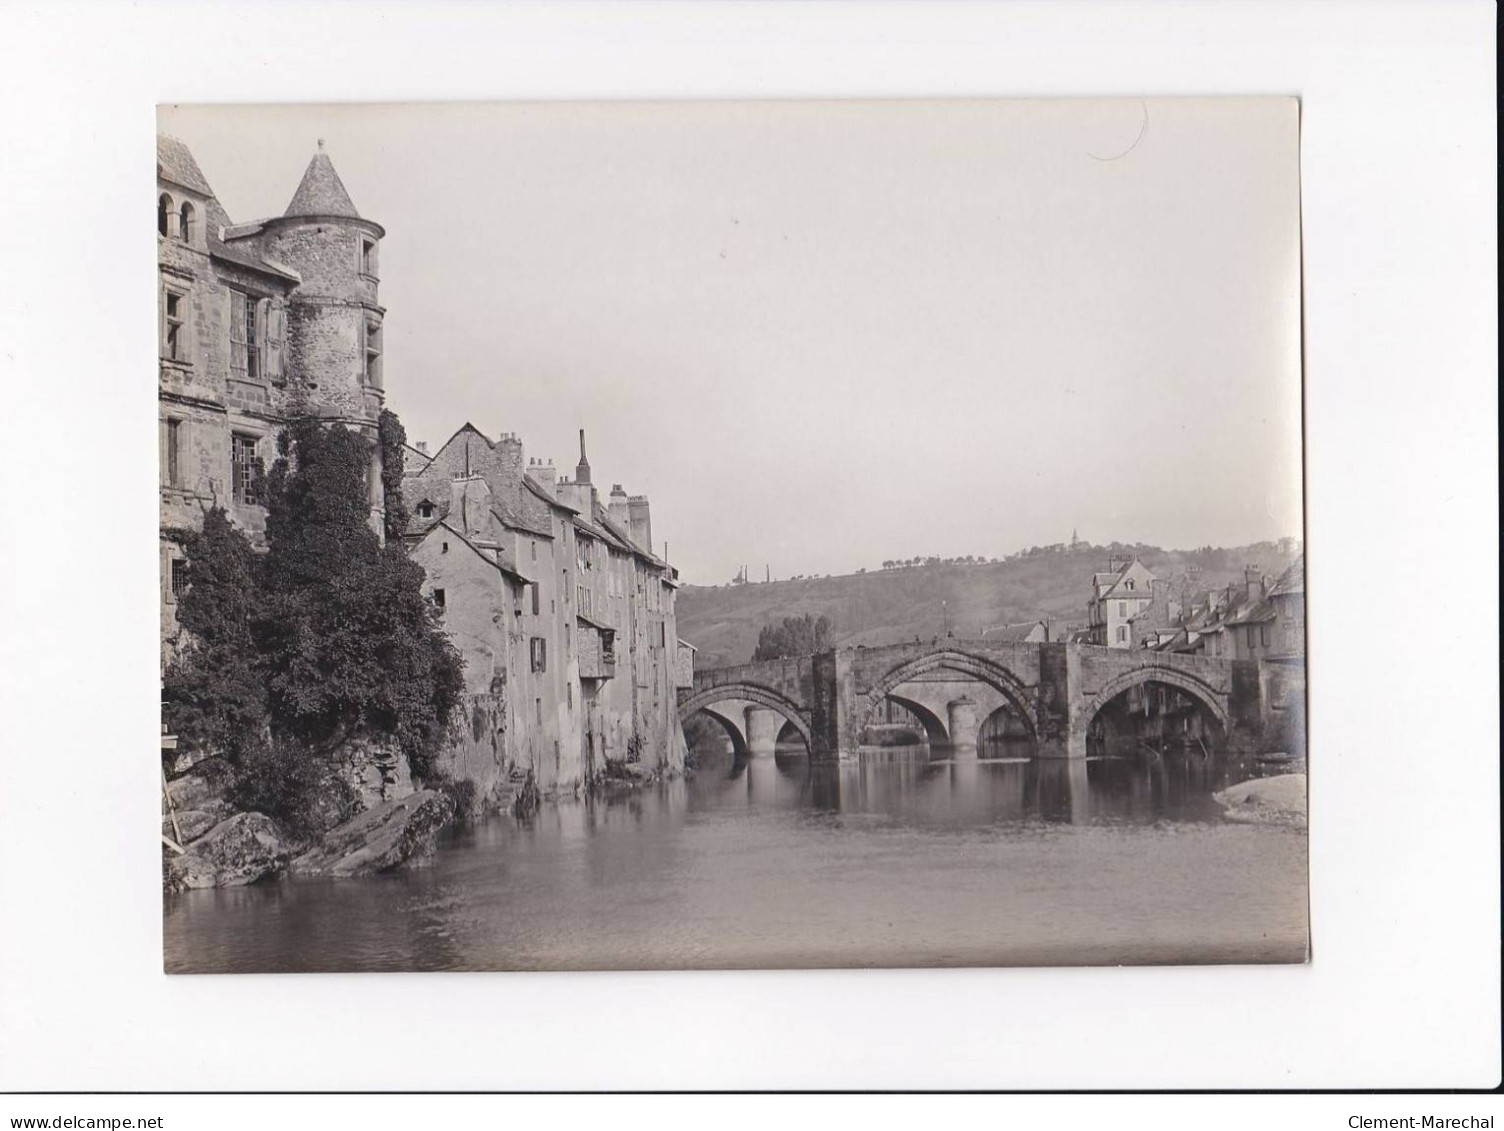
[284,140,362,219]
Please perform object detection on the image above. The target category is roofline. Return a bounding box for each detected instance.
[424,519,534,585]
[489,506,552,540]
[524,474,576,513]
[259,212,387,239]
[157,172,213,198]
[208,247,302,285]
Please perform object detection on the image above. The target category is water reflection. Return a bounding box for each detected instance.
[687,746,1289,829]
[165,748,1307,973]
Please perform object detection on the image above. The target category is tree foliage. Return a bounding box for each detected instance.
[164,413,465,823]
[162,508,267,763]
[751,613,834,662]
[256,416,464,778]
[377,407,411,545]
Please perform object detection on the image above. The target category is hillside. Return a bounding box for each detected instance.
[676,541,1300,669]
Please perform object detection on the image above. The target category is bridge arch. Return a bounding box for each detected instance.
[884,693,950,746]
[860,649,1038,741]
[694,707,749,760]
[1081,665,1231,734]
[678,682,815,754]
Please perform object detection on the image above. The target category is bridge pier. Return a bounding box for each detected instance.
[744,707,783,759]
[946,697,977,759]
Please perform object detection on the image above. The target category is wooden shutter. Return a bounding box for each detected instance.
[264,301,283,384]
[228,292,247,378]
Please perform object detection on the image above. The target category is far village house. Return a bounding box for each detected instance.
[1086,557,1156,648]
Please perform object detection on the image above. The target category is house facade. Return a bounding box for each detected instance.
[1086,557,1156,648]
[158,135,388,655]
[404,426,688,806]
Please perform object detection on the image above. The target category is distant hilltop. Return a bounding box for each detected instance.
[676,540,1302,669]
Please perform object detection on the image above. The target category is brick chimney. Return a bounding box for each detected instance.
[627,495,652,555]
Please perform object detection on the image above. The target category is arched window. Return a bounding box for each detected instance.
[1125,578,1135,591]
[178,201,195,243]
[158,193,173,237]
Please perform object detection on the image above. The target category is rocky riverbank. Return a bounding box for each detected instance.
[163,753,686,890]
[1213,773,1308,827]
[163,760,457,892]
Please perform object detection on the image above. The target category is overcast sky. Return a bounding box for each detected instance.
[160,99,1302,585]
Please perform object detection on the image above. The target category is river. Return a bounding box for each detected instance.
[163,750,1308,972]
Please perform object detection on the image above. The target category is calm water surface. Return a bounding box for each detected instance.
[164,750,1308,972]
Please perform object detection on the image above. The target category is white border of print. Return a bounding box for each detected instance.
[0,0,1496,1092]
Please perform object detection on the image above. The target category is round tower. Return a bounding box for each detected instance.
[259,140,387,429]
[256,141,388,536]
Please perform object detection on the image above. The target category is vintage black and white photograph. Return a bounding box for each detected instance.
[157,97,1307,973]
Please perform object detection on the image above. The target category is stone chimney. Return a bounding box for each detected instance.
[1244,565,1264,600]
[449,473,491,541]
[608,484,630,530]
[575,428,592,487]
[628,495,652,555]
[529,457,557,491]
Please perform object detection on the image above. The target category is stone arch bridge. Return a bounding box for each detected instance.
[678,639,1278,761]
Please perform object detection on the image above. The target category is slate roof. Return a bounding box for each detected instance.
[983,621,1047,642]
[419,520,534,586]
[285,146,362,219]
[1097,559,1156,600]
[523,474,577,515]
[206,198,301,282]
[156,135,213,195]
[1268,554,1305,597]
[158,135,300,283]
[1226,597,1277,627]
[491,501,552,540]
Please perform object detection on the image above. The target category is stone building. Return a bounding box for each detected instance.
[159,134,689,805]
[403,426,687,807]
[1085,557,1156,647]
[157,135,388,651]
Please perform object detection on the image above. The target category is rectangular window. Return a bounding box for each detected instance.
[165,418,182,487]
[169,558,187,600]
[531,584,540,616]
[1260,625,1270,648]
[530,636,547,673]
[562,570,569,602]
[360,237,378,277]
[1118,601,1126,617]
[244,295,261,379]
[231,434,258,504]
[432,588,446,611]
[1246,626,1256,649]
[163,289,186,360]
[530,540,537,561]
[535,698,543,725]
[363,320,382,388]
[566,683,573,709]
